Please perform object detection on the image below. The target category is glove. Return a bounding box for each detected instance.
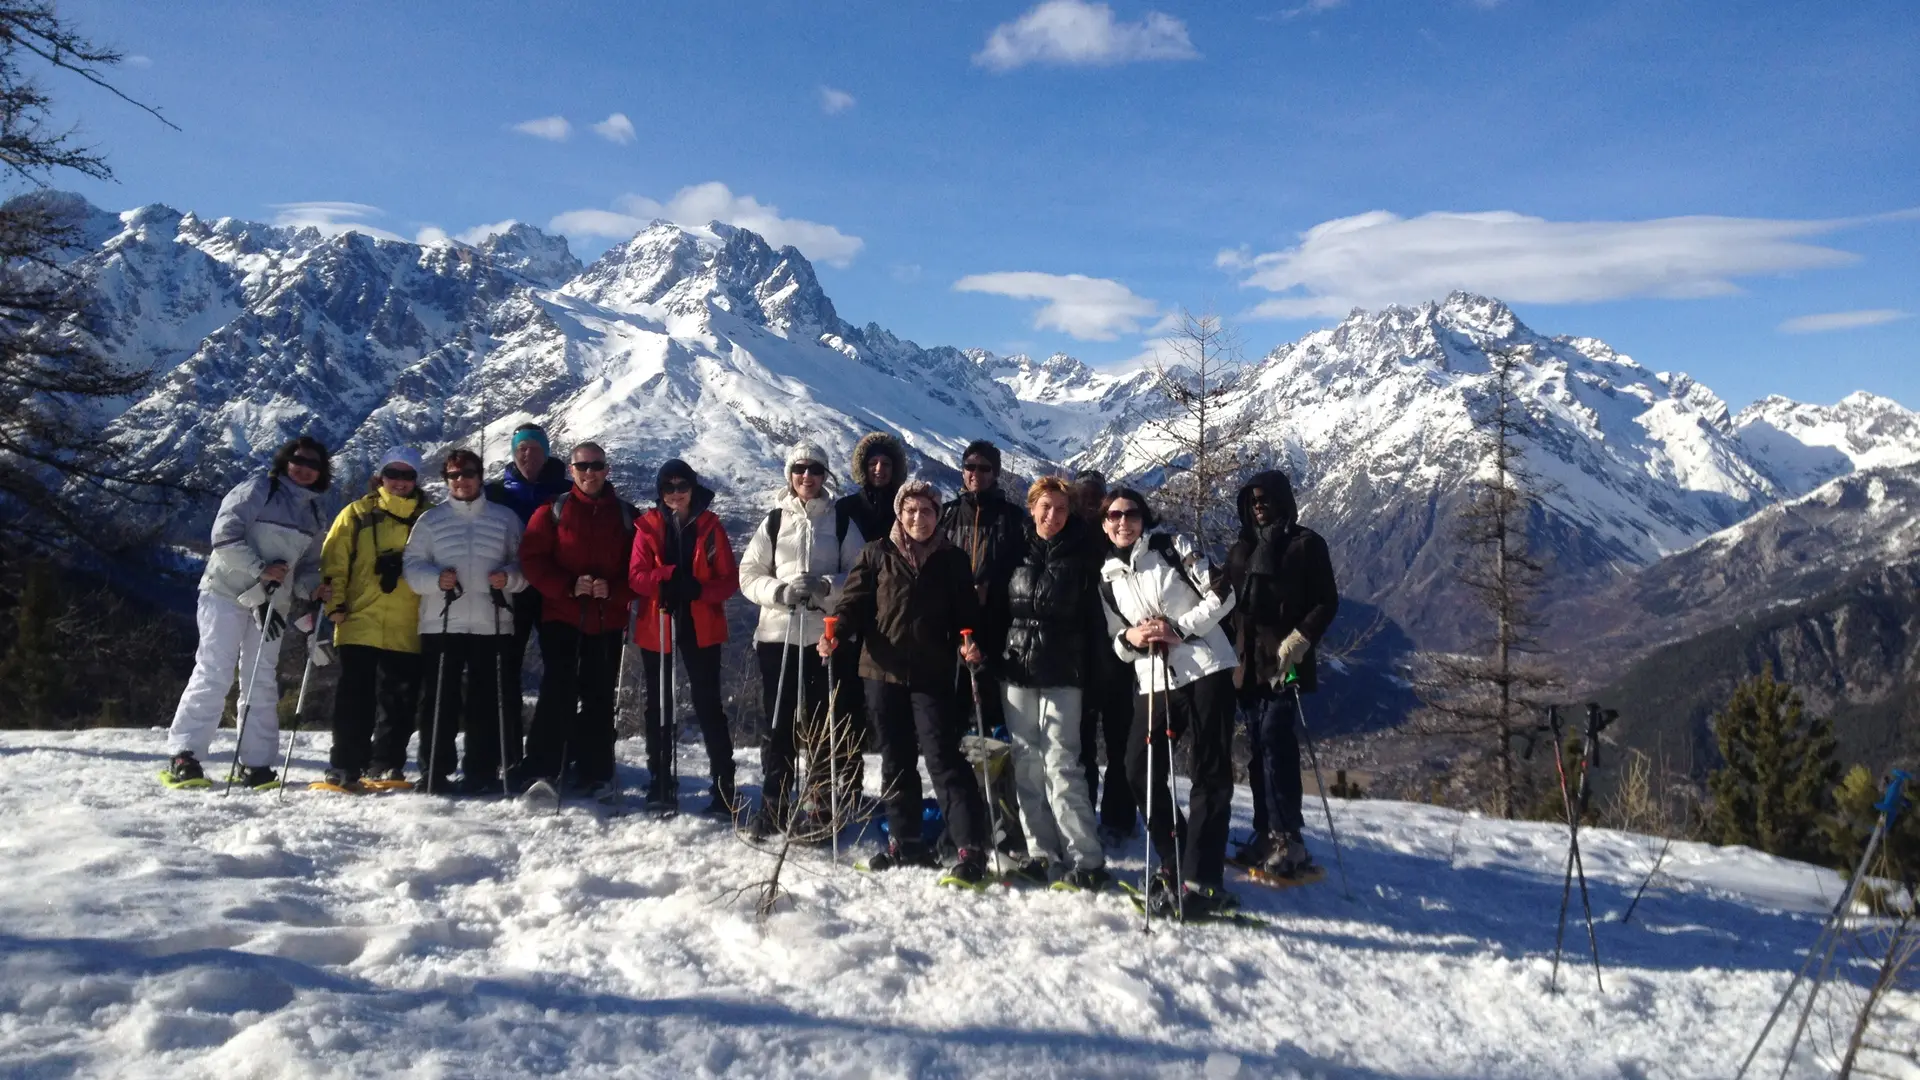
[797,574,832,602]
[257,603,287,642]
[1276,629,1311,674]
[779,578,814,606]
[665,575,702,608]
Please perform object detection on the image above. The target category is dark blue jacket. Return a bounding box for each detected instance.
[485,458,572,525]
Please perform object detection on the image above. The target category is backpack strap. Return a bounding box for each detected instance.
[763,508,783,546]
[1149,532,1205,600]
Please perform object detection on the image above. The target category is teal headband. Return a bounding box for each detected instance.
[511,428,549,454]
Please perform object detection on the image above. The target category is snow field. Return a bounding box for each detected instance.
[1,729,1913,1079]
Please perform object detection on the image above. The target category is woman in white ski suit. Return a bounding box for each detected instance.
[1097,487,1241,915]
[163,437,332,786]
[402,448,527,793]
[737,441,866,835]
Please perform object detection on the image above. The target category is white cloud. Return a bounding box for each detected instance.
[1278,0,1346,17]
[512,115,572,141]
[414,226,452,246]
[975,0,1199,71]
[953,271,1160,341]
[1778,309,1911,334]
[1225,209,1900,319]
[270,202,407,242]
[125,54,153,68]
[592,113,636,144]
[455,219,521,245]
[549,182,865,267]
[889,263,923,283]
[820,86,856,114]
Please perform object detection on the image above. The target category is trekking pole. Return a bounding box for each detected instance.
[794,606,810,823]
[1571,705,1611,990]
[823,615,841,863]
[1159,646,1183,921]
[278,603,329,801]
[552,597,589,808]
[1546,705,1607,993]
[224,581,280,795]
[961,629,1003,877]
[769,603,798,824]
[1141,641,1157,933]
[425,586,459,794]
[654,601,672,803]
[1620,835,1673,925]
[491,587,514,790]
[1291,678,1354,900]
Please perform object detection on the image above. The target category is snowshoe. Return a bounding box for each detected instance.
[1119,878,1269,928]
[938,853,992,892]
[857,842,939,873]
[1226,832,1275,870]
[1263,831,1314,877]
[1002,857,1051,888]
[363,768,414,793]
[233,766,280,791]
[308,768,364,795]
[520,778,561,811]
[1050,867,1113,893]
[159,752,212,790]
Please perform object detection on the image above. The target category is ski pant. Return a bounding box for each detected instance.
[503,587,543,701]
[166,590,286,768]
[1126,668,1236,887]
[640,632,733,794]
[867,679,988,854]
[418,633,517,783]
[1244,689,1306,836]
[828,633,870,805]
[329,645,424,776]
[755,641,827,815]
[1079,657,1139,833]
[1003,683,1104,870]
[523,623,622,786]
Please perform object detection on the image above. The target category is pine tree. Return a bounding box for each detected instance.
[1823,766,1918,887]
[1706,670,1841,864]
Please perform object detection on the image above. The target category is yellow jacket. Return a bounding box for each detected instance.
[321,487,431,653]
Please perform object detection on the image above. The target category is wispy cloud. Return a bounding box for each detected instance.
[512,115,572,141]
[953,271,1160,340]
[1222,209,1914,319]
[1277,0,1346,18]
[125,54,153,68]
[270,201,407,242]
[592,113,636,144]
[455,219,521,244]
[1778,309,1911,334]
[975,0,1199,71]
[550,182,865,267]
[820,86,856,114]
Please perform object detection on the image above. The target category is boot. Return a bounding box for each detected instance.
[864,841,937,871]
[1262,830,1315,879]
[701,775,737,818]
[167,751,206,784]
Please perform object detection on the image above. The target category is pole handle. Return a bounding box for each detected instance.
[822,615,839,642]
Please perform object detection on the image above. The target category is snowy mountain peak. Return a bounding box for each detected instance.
[476,223,580,288]
[564,219,839,337]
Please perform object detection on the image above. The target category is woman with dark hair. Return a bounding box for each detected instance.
[822,480,993,888]
[161,436,333,789]
[999,475,1110,891]
[402,448,527,794]
[318,446,433,791]
[1097,487,1242,918]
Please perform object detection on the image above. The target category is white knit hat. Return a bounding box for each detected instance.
[378,445,425,473]
[786,441,830,472]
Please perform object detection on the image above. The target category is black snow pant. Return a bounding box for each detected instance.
[418,633,517,787]
[1126,668,1236,888]
[329,644,423,777]
[756,640,827,817]
[504,587,544,702]
[1080,650,1139,834]
[829,632,870,806]
[1244,688,1306,836]
[640,620,733,801]
[523,622,622,787]
[867,679,988,855]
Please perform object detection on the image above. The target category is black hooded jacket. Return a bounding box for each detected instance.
[1223,470,1340,693]
[937,486,1029,656]
[1001,514,1106,688]
[836,431,908,545]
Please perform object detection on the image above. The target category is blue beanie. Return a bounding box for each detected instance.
[511,426,550,455]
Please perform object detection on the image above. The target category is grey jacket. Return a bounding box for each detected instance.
[200,473,329,611]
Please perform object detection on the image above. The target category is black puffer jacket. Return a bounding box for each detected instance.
[938,487,1028,658]
[1002,515,1105,689]
[1223,470,1340,694]
[833,538,981,688]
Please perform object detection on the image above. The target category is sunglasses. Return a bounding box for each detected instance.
[789,463,826,477]
[289,455,325,471]
[443,468,481,481]
[381,467,417,482]
[961,462,995,473]
[1104,507,1143,522]
[571,460,608,472]
[662,479,694,493]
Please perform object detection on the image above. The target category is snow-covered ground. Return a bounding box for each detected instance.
[2,728,1913,1079]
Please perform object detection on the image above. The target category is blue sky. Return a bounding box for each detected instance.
[48,0,1920,410]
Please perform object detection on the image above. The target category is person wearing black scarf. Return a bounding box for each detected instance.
[1223,469,1340,878]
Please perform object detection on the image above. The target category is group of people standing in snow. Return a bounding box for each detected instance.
[160,424,1338,916]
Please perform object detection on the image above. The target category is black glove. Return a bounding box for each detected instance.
[664,574,701,608]
[257,603,287,642]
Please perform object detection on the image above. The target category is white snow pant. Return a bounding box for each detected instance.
[1002,684,1104,871]
[166,590,285,768]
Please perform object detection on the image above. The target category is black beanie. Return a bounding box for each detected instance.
[655,458,696,499]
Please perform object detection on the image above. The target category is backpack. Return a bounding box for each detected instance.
[762,503,854,571]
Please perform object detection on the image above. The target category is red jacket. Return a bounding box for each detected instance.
[522,484,639,632]
[628,494,738,650]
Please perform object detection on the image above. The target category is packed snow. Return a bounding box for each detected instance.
[4,727,1913,1079]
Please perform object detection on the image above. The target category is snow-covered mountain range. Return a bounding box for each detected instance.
[39,192,1920,651]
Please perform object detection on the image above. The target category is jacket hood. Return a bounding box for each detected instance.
[654,458,709,508]
[1237,470,1297,535]
[851,431,908,492]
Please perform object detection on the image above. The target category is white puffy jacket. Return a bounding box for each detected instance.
[401,495,528,635]
[200,473,329,613]
[738,492,867,646]
[1099,532,1237,691]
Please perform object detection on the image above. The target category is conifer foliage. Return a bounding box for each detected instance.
[1706,670,1840,864]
